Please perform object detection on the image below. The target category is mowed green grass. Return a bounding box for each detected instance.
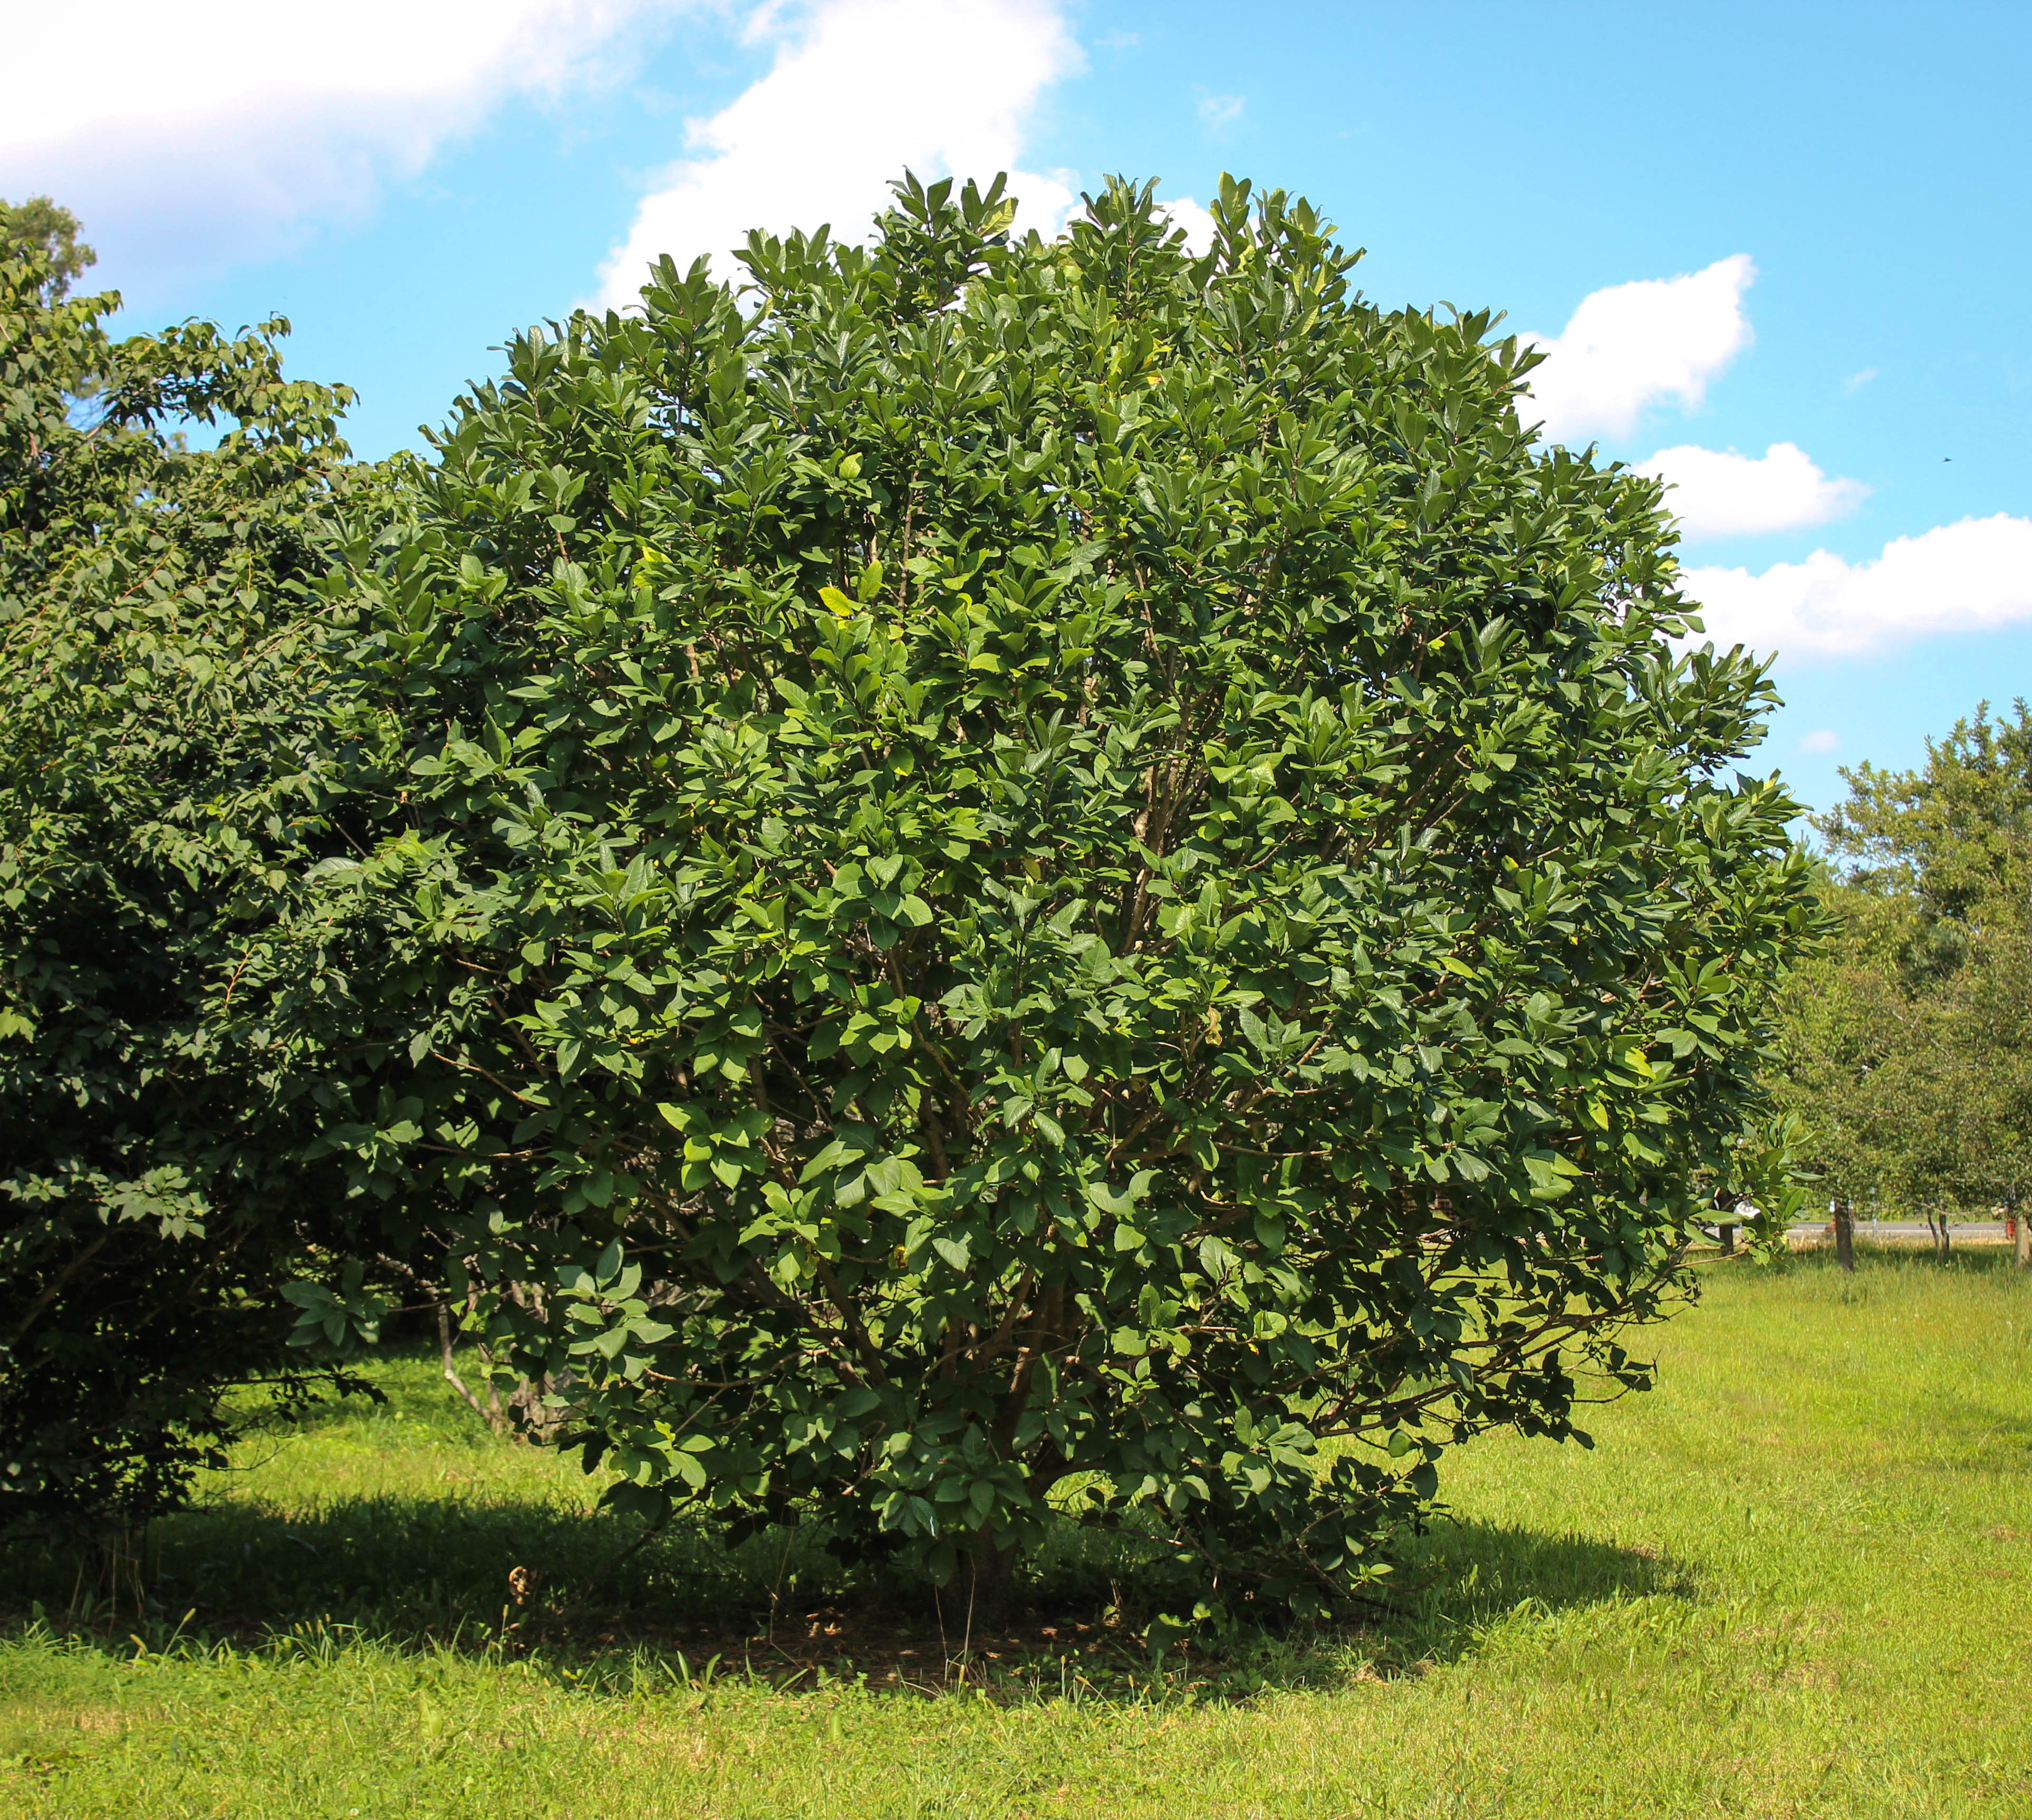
[4,1248,2031,1818]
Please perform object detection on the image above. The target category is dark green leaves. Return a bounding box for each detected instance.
[261,171,1813,1614]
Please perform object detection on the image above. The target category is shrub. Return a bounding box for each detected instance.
[271,174,1815,1617]
[0,220,374,1538]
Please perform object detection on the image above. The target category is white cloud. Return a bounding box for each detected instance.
[1844,367,1878,391]
[1160,197,1217,256]
[1636,441,1867,541]
[594,0,1087,305]
[1199,94,1245,131]
[0,0,683,280]
[1682,515,2032,657]
[1521,254,1756,445]
[1800,729,1841,755]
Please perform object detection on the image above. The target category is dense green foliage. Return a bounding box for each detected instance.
[0,217,371,1535]
[1775,704,2032,1222]
[242,174,1816,1617]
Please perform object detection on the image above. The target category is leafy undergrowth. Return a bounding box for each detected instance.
[4,1246,2031,1817]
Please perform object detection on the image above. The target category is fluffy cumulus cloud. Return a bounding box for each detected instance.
[1682,515,2032,657]
[1160,196,1218,256]
[1529,254,2014,669]
[1636,441,1868,541]
[1521,254,1756,445]
[0,0,682,276]
[595,0,1093,304]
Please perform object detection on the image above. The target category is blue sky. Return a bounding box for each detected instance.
[9,0,2028,820]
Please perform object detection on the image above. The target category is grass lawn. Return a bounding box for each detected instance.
[3,1246,2030,1818]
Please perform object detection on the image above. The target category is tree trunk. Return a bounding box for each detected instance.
[1936,1211,1952,1264]
[1834,1198,1855,1275]
[2017,1201,2030,1272]
[1718,1222,1737,1255]
[509,1371,569,1443]
[963,1530,1022,1639]
[436,1301,505,1434]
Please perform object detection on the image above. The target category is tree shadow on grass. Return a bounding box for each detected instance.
[2,1491,804,1643]
[1388,1515,1701,1671]
[1784,1240,2025,1279]
[0,1338,1708,1698]
[0,1343,1702,1696]
[0,1490,1699,1702]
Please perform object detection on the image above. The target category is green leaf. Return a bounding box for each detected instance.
[930,1234,971,1272]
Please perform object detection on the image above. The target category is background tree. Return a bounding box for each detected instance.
[256,172,1817,1622]
[0,220,384,1541]
[1775,704,2032,1267]
[1769,882,1922,1269]
[0,196,95,300]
